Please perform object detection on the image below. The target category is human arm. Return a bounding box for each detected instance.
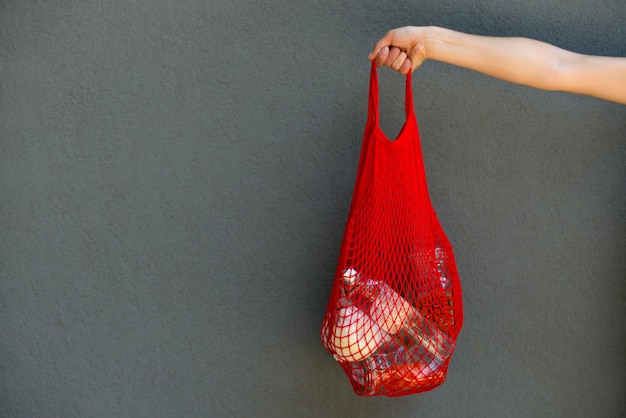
[368,26,626,105]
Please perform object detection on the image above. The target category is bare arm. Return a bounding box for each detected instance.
[369,26,626,105]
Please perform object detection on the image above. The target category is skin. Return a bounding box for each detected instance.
[369,26,626,105]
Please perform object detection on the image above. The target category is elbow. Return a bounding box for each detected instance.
[539,45,582,92]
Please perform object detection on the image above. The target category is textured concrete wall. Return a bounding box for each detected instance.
[1,1,624,417]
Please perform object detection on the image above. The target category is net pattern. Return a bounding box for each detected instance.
[320,63,464,397]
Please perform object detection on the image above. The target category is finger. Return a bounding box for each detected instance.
[391,51,408,71]
[373,46,389,66]
[369,30,395,58]
[367,47,381,61]
[384,46,402,67]
[399,57,413,75]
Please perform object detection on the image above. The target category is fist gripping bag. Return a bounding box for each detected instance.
[320,63,463,397]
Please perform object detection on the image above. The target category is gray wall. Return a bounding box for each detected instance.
[1,1,624,417]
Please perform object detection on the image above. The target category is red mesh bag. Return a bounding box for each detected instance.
[320,63,463,397]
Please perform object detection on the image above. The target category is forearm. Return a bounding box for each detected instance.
[424,27,565,91]
[423,26,626,104]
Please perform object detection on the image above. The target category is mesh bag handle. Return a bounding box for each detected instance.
[321,62,463,397]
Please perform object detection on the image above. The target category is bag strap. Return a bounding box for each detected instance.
[364,61,433,212]
[367,61,414,128]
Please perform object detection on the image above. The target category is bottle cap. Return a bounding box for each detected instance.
[341,268,360,286]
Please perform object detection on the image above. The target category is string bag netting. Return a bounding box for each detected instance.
[320,63,463,397]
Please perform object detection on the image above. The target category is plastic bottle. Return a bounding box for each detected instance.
[324,269,400,395]
[326,268,454,394]
[328,304,387,363]
[342,268,455,365]
[435,244,451,290]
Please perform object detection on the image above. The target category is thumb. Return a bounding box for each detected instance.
[368,31,395,60]
[368,46,389,67]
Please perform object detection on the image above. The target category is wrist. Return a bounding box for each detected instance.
[421,26,449,62]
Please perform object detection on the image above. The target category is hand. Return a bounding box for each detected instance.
[367,26,430,75]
